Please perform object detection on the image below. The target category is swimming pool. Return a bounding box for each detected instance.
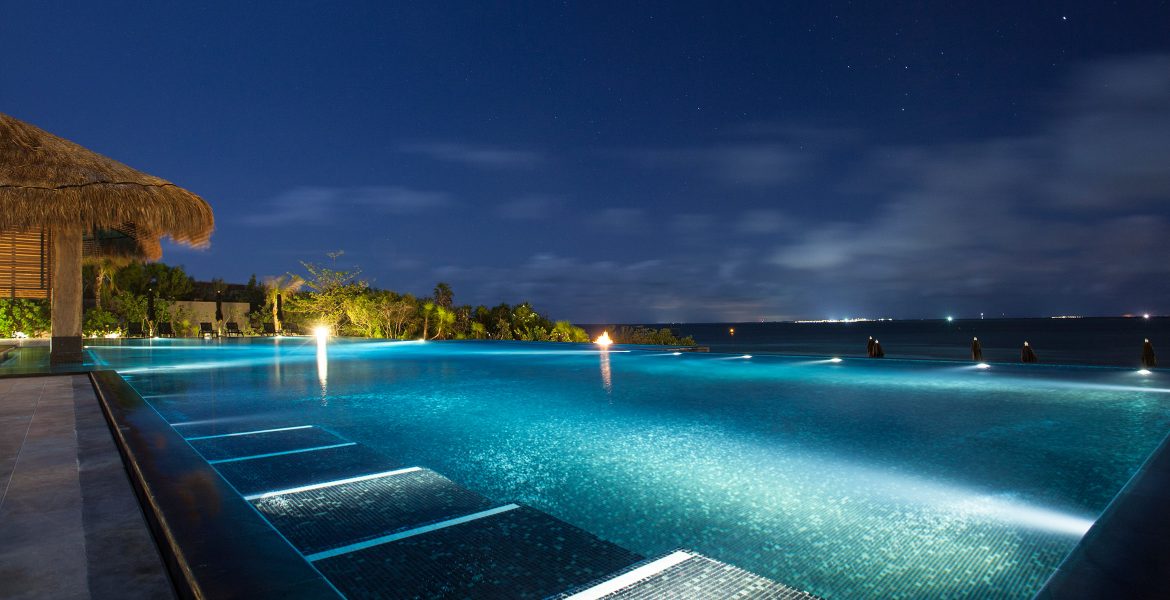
[87,338,1170,598]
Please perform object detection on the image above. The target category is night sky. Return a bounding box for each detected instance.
[4,2,1169,322]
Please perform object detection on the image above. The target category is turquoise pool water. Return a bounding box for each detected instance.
[87,338,1170,598]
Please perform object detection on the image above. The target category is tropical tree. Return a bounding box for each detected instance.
[433,282,453,309]
[420,301,434,339]
[431,305,455,340]
[264,273,304,333]
[289,258,364,329]
[113,262,194,300]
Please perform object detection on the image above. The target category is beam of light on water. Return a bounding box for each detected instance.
[317,335,329,397]
[950,496,1093,536]
[599,349,613,394]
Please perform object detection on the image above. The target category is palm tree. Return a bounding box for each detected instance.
[433,282,453,309]
[86,256,126,311]
[264,274,304,333]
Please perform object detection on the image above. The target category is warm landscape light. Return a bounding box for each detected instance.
[314,325,330,342]
[595,331,613,347]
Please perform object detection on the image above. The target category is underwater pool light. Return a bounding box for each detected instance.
[1138,369,1152,375]
[741,354,752,359]
[672,351,682,356]
[829,357,843,363]
[976,363,991,369]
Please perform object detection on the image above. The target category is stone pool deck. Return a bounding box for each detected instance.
[0,375,173,599]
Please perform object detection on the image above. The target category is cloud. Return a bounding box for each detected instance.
[736,209,793,234]
[626,143,807,186]
[669,213,715,236]
[1046,54,1170,209]
[240,185,453,227]
[398,141,543,169]
[438,252,771,323]
[766,54,1170,316]
[496,194,563,220]
[587,208,645,233]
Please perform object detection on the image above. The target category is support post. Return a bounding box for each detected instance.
[50,227,83,364]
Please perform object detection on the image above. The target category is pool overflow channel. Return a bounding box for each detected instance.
[104,371,820,599]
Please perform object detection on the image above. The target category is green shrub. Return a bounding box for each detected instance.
[0,299,51,337]
[83,308,121,337]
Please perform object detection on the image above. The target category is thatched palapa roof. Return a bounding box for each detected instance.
[0,112,213,260]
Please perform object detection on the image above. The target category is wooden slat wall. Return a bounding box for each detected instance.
[0,230,52,299]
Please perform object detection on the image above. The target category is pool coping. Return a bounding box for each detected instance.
[89,370,341,599]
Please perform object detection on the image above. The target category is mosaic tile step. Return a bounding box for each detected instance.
[558,550,822,600]
[251,467,497,555]
[187,425,347,461]
[313,505,642,600]
[213,443,397,497]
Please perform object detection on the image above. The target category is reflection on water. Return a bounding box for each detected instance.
[316,336,328,399]
[599,348,612,394]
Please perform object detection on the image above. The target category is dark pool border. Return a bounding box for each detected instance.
[89,370,340,599]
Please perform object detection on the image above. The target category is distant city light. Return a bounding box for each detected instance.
[946,316,954,322]
[595,331,613,347]
[1144,313,1151,319]
[729,327,735,335]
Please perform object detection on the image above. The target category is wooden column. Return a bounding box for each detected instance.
[50,227,83,364]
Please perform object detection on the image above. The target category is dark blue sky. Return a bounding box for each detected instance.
[4,2,1169,322]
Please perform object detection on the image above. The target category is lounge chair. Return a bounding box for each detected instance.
[225,322,243,337]
[199,322,216,337]
[157,322,175,337]
[262,322,278,336]
[126,322,144,338]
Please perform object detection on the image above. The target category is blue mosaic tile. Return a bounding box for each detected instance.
[188,426,345,461]
[563,551,822,599]
[252,468,497,555]
[314,505,642,599]
[213,444,397,497]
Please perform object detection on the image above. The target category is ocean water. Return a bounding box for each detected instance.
[86,337,1170,598]
[608,317,1170,366]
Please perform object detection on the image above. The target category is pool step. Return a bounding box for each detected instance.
[557,549,822,600]
[213,443,396,497]
[250,467,497,555]
[312,504,643,599]
[187,424,348,462]
[196,430,809,599]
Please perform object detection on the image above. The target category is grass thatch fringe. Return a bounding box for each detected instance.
[0,112,214,254]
